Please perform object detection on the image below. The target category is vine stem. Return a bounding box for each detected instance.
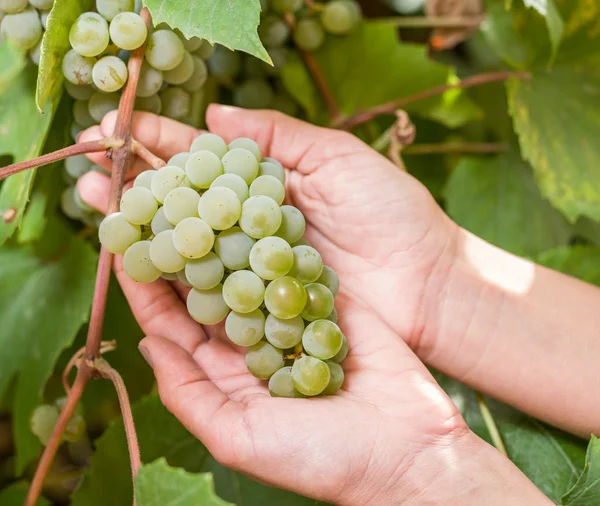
[133,140,167,170]
[402,142,509,155]
[476,392,508,457]
[335,71,530,130]
[374,15,485,28]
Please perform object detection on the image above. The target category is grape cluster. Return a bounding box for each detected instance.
[98,134,347,397]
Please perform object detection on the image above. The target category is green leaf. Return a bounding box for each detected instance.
[72,394,210,506]
[0,481,51,506]
[562,436,600,505]
[537,246,600,286]
[144,0,269,63]
[0,228,97,472]
[136,459,233,506]
[445,150,571,257]
[521,0,564,58]
[574,218,600,247]
[0,43,26,94]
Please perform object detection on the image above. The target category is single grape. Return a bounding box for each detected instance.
[326,307,338,323]
[249,236,293,280]
[70,123,85,142]
[321,0,359,35]
[40,10,50,29]
[181,55,208,92]
[317,265,340,296]
[120,186,158,225]
[274,206,306,244]
[123,240,162,283]
[207,45,241,80]
[72,100,94,128]
[272,0,303,13]
[0,7,41,50]
[176,269,192,287]
[229,138,262,162]
[109,12,147,50]
[214,227,255,270]
[92,55,128,92]
[198,187,241,231]
[233,79,274,110]
[64,81,94,100]
[245,341,285,379]
[262,157,283,168]
[180,34,203,52]
[194,40,215,60]
[223,270,265,313]
[30,40,41,66]
[269,366,306,398]
[61,187,84,220]
[161,272,178,281]
[321,361,344,395]
[330,333,348,363]
[249,175,285,205]
[185,150,223,189]
[294,18,325,52]
[30,405,60,446]
[301,283,334,322]
[225,309,265,346]
[160,87,190,119]
[163,50,194,85]
[70,12,110,57]
[151,165,188,203]
[210,173,249,203]
[145,29,185,70]
[168,152,191,170]
[187,284,230,325]
[239,196,282,239]
[151,206,174,235]
[190,133,229,158]
[133,170,156,191]
[73,187,95,213]
[88,91,120,122]
[0,0,27,13]
[258,14,290,47]
[172,217,214,259]
[258,161,286,184]
[149,230,187,273]
[302,320,343,360]
[291,237,312,247]
[96,0,134,21]
[135,94,163,115]
[98,212,141,254]
[221,148,259,185]
[288,245,323,283]
[264,276,307,319]
[272,93,300,117]
[163,186,200,225]
[65,155,92,179]
[268,46,290,70]
[265,313,304,349]
[136,62,164,97]
[291,356,330,396]
[185,252,224,290]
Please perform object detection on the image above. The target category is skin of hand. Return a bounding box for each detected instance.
[76,106,552,505]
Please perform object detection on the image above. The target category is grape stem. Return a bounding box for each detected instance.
[402,142,510,155]
[374,15,486,28]
[133,140,167,170]
[476,392,508,457]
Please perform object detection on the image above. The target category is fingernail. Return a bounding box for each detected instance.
[138,344,153,368]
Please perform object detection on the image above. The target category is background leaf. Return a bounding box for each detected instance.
[562,436,600,505]
[0,43,26,94]
[536,246,600,286]
[0,481,50,506]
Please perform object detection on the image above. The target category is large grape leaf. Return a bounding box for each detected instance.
[72,394,210,506]
[444,150,571,257]
[136,459,232,506]
[0,481,51,506]
[0,43,26,94]
[508,0,564,58]
[562,436,600,505]
[144,0,269,63]
[537,246,600,286]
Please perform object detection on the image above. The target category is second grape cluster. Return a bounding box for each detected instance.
[99,134,347,398]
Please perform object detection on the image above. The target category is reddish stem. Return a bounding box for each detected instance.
[403,142,509,155]
[133,140,167,170]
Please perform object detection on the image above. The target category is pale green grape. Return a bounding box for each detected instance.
[73,100,95,127]
[93,55,128,92]
[269,366,305,398]
[168,152,191,170]
[291,356,330,396]
[331,333,348,363]
[40,10,50,29]
[151,165,188,203]
[275,206,305,244]
[65,155,92,179]
[135,95,162,114]
[0,7,41,50]
[291,237,311,247]
[73,187,95,213]
[88,91,120,122]
[30,405,59,446]
[259,161,286,184]
[327,307,338,323]
[233,79,274,110]
[288,245,323,283]
[268,46,290,70]
[30,40,41,65]
[321,361,344,396]
[134,170,156,191]
[151,206,174,235]
[302,320,343,360]
[172,217,214,259]
[123,240,162,283]
[187,285,230,325]
[265,313,304,349]
[190,133,228,158]
[225,309,265,346]
[195,40,215,60]
[198,187,241,231]
[96,0,134,21]
[272,0,302,13]
[185,252,224,290]
[99,212,141,254]
[70,123,85,142]
[163,187,200,225]
[65,81,94,100]
[176,269,192,287]
[109,12,147,50]
[120,186,158,225]
[321,0,359,35]
[239,196,282,239]
[243,54,267,78]
[146,29,185,70]
[162,272,178,281]
[207,45,241,80]
[149,230,187,273]
[293,18,325,51]
[221,148,259,184]
[70,12,109,57]
[185,150,223,189]
[264,276,307,319]
[271,93,300,117]
[258,14,290,47]
[136,62,163,97]
[180,34,203,52]
[160,87,190,119]
[163,51,194,85]
[229,138,262,162]
[0,0,27,13]
[317,265,340,296]
[214,227,255,270]
[181,55,208,92]
[262,157,283,168]
[61,187,84,220]
[301,283,334,322]
[210,173,249,203]
[249,236,293,280]
[223,270,265,313]
[249,175,285,205]
[245,341,284,380]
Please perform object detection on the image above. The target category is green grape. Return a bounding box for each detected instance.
[61,187,84,220]
[65,155,92,179]
[269,46,290,70]
[272,0,302,13]
[135,95,162,114]
[321,0,359,35]
[293,18,325,52]
[221,148,259,184]
[207,45,241,80]
[163,187,200,225]
[291,356,330,396]
[1,7,42,50]
[70,12,110,57]
[195,40,215,60]
[145,29,185,70]
[225,309,265,346]
[134,170,156,191]
[249,236,293,280]
[88,91,120,122]
[265,313,304,349]
[258,14,290,47]
[109,12,147,50]
[123,240,162,283]
[190,133,229,158]
[120,186,158,225]
[151,165,188,203]
[291,237,311,247]
[180,34,203,52]
[172,217,214,259]
[259,161,286,184]
[223,270,265,313]
[264,276,307,319]
[64,81,94,100]
[73,187,95,213]
[302,320,343,360]
[185,252,224,290]
[330,333,348,363]
[317,265,340,296]
[288,245,323,283]
[243,54,267,78]
[275,205,306,244]
[30,40,41,66]
[160,87,191,119]
[229,138,262,162]
[245,341,284,380]
[181,55,208,92]
[98,212,141,254]
[40,10,50,29]
[198,187,241,231]
[185,150,223,189]
[233,79,274,110]
[96,0,134,21]
[30,405,60,446]
[70,123,85,142]
[269,366,305,398]
[326,306,338,323]
[93,55,128,92]
[239,196,282,239]
[321,361,344,396]
[176,268,192,287]
[64,411,87,443]
[210,173,249,203]
[151,207,174,235]
[136,62,164,97]
[162,272,178,281]
[271,93,300,117]
[301,283,334,321]
[263,157,283,168]
[168,152,191,170]
[249,175,285,205]
[73,100,95,128]
[163,50,194,85]
[0,0,27,13]
[214,227,255,270]
[149,230,187,273]
[187,284,230,325]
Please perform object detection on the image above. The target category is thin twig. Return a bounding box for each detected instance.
[402,142,509,155]
[133,140,167,170]
[63,341,117,394]
[374,15,485,28]
[476,392,508,457]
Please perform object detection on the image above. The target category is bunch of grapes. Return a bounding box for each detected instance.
[98,134,347,397]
